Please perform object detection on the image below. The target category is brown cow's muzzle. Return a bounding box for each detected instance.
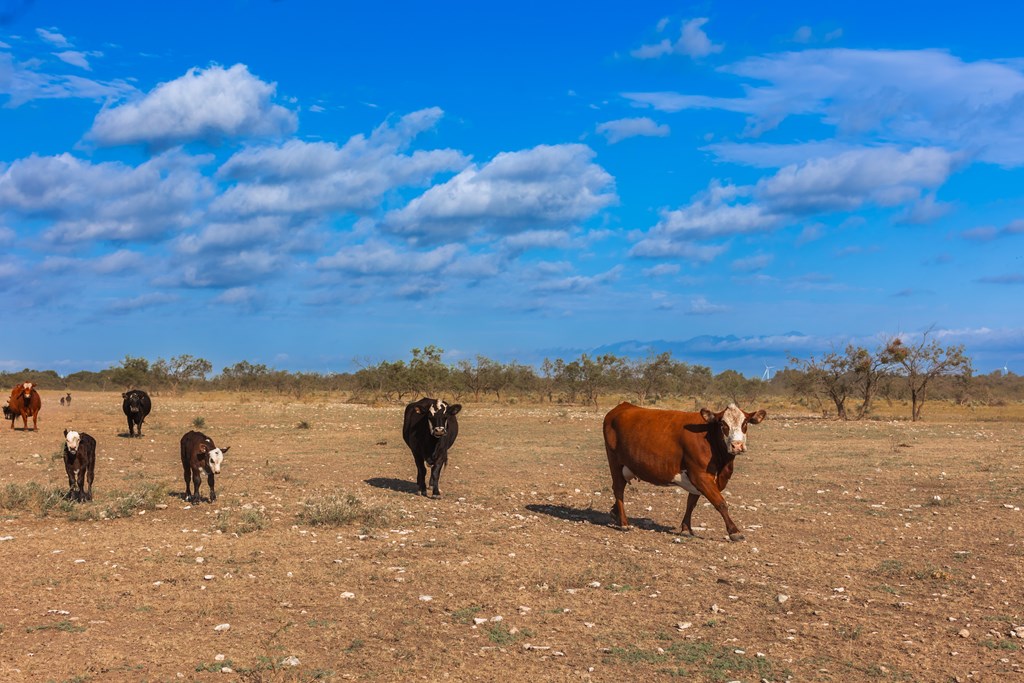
[730,441,746,454]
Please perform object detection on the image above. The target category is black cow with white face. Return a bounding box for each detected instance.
[402,397,461,498]
[122,389,152,437]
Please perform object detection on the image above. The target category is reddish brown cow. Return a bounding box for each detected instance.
[603,402,766,542]
[7,382,42,431]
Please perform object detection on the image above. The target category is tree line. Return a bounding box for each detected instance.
[3,335,1019,421]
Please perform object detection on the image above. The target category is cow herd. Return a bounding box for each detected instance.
[5,382,769,541]
[5,384,230,506]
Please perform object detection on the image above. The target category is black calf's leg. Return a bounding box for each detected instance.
[182,462,192,501]
[207,470,217,502]
[76,468,87,502]
[428,452,447,498]
[191,471,203,503]
[414,455,428,496]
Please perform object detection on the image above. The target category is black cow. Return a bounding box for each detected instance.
[180,430,229,503]
[62,430,97,502]
[402,397,461,497]
[122,389,152,437]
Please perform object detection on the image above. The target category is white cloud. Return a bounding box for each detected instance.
[793,26,813,44]
[596,117,670,144]
[531,265,622,293]
[107,292,178,313]
[0,152,212,243]
[0,52,136,105]
[687,295,729,315]
[381,143,616,243]
[499,229,573,254]
[731,253,773,272]
[213,108,468,217]
[88,64,298,148]
[316,241,463,276]
[629,238,728,262]
[54,50,91,70]
[633,18,723,60]
[642,263,680,277]
[625,48,1024,164]
[36,28,70,48]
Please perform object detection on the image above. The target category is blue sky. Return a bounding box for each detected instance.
[1,1,1022,377]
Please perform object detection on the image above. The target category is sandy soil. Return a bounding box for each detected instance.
[1,391,1022,682]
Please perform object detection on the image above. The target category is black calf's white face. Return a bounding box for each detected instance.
[65,430,81,455]
[426,400,460,437]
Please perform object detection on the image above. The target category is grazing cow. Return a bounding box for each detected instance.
[62,430,97,502]
[60,396,65,406]
[402,397,461,497]
[122,389,152,437]
[65,393,72,406]
[7,382,42,431]
[603,402,766,542]
[180,430,229,503]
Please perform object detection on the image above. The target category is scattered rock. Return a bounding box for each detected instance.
[214,654,225,662]
[214,623,231,632]
[776,594,790,604]
[958,629,970,638]
[473,617,488,626]
[280,656,300,667]
[676,622,692,631]
[340,592,355,600]
[419,595,433,602]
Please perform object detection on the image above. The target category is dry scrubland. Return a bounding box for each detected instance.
[1,391,1023,682]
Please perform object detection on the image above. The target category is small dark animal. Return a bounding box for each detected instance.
[603,402,766,542]
[122,389,152,437]
[2,403,13,421]
[180,430,229,503]
[60,396,65,406]
[402,397,461,497]
[7,382,41,430]
[65,393,72,406]
[62,430,97,502]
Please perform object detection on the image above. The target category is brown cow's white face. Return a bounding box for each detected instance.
[22,382,33,398]
[207,446,228,474]
[65,430,81,455]
[701,403,767,455]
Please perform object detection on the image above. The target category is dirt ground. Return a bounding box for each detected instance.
[1,391,1022,682]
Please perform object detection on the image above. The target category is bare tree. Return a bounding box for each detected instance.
[789,350,855,419]
[880,329,972,421]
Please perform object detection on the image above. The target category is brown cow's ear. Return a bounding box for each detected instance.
[221,447,230,455]
[748,409,767,424]
[414,407,422,414]
[199,444,208,453]
[699,408,716,423]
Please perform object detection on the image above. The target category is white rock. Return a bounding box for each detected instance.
[220,667,234,674]
[517,606,531,614]
[0,536,14,541]
[214,654,225,662]
[777,594,790,604]
[676,622,692,630]
[281,656,300,667]
[958,628,970,638]
[419,595,433,602]
[587,581,601,588]
[204,575,215,581]
[196,557,204,564]
[490,615,503,623]
[340,592,355,600]
[473,618,488,625]
[214,623,231,632]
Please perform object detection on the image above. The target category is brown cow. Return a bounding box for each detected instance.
[603,402,766,542]
[180,430,230,503]
[7,382,42,431]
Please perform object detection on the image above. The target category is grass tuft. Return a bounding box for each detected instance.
[297,491,390,529]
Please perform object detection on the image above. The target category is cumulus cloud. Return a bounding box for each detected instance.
[596,117,670,144]
[686,295,729,315]
[632,18,723,60]
[642,263,681,277]
[961,219,1024,241]
[213,108,468,217]
[632,146,954,260]
[36,28,70,48]
[107,292,178,313]
[531,265,622,294]
[380,143,616,243]
[88,64,298,148]
[316,241,463,276]
[0,152,212,243]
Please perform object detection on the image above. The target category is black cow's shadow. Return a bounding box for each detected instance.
[364,477,420,495]
[525,503,677,534]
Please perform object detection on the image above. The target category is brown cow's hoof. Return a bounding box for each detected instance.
[728,533,745,542]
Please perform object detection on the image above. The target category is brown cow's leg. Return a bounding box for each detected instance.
[690,473,743,541]
[680,492,700,535]
[606,451,629,527]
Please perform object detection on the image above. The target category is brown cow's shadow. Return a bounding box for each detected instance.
[364,477,421,495]
[525,503,677,534]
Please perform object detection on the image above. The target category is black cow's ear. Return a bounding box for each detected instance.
[221,447,230,454]
[414,406,422,414]
[449,404,462,415]
[122,392,128,399]
[199,444,208,453]
[748,409,767,424]
[699,408,716,423]
[64,428,69,437]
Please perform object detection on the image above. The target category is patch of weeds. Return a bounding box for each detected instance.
[297,491,390,529]
[217,507,269,535]
[912,564,950,581]
[68,483,168,521]
[485,623,532,645]
[981,639,1019,651]
[925,495,956,507]
[605,645,669,664]
[0,482,67,517]
[450,605,483,624]
[297,420,311,430]
[345,639,364,652]
[49,676,88,683]
[876,559,904,577]
[192,416,206,429]
[874,583,899,595]
[27,620,86,633]
[195,659,234,673]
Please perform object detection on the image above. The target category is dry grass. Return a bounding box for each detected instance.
[0,391,1022,681]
